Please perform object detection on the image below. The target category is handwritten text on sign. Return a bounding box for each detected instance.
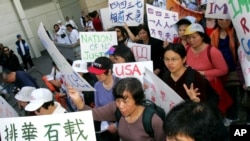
[143,68,184,114]
[38,23,94,91]
[228,0,250,86]
[80,32,117,62]
[146,4,178,42]
[108,0,144,26]
[113,61,153,83]
[127,42,151,61]
[0,111,96,141]
[205,0,230,19]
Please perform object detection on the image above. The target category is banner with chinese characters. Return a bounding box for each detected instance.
[113,61,153,83]
[167,0,203,21]
[146,4,178,42]
[80,32,117,62]
[0,110,96,141]
[205,0,230,19]
[108,0,144,26]
[127,42,151,61]
[0,96,18,118]
[37,23,95,91]
[227,0,250,87]
[143,68,184,113]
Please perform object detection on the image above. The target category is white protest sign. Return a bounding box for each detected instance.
[0,110,96,141]
[127,42,151,61]
[80,32,117,62]
[205,0,230,19]
[228,0,250,87]
[113,61,153,83]
[0,96,18,118]
[100,7,113,30]
[37,23,94,91]
[143,68,184,114]
[146,4,179,42]
[108,0,144,26]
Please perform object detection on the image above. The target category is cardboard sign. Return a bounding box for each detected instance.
[113,61,153,83]
[127,42,151,61]
[80,32,117,62]
[0,96,19,118]
[146,4,179,42]
[108,0,144,26]
[167,0,203,21]
[205,0,230,19]
[228,0,250,87]
[37,23,94,91]
[0,110,96,141]
[143,68,184,113]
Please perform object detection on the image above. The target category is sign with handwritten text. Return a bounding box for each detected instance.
[167,0,203,21]
[0,110,96,141]
[113,61,153,83]
[146,4,178,42]
[205,0,230,19]
[80,32,117,62]
[108,0,144,26]
[0,96,18,118]
[38,23,94,91]
[127,42,151,61]
[143,68,184,113]
[228,0,250,87]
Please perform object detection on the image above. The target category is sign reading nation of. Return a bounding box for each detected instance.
[146,4,178,42]
[80,32,117,62]
[0,111,96,141]
[108,0,144,26]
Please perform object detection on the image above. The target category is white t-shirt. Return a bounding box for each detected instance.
[68,29,79,44]
[52,102,67,114]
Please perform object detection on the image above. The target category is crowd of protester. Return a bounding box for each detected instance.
[1,1,250,141]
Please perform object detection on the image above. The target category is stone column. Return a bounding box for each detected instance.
[12,0,41,58]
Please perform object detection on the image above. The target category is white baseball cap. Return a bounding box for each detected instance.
[25,88,53,112]
[184,23,204,35]
[57,20,62,24]
[15,86,36,102]
[72,60,88,73]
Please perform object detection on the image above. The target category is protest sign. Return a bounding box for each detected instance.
[146,4,179,42]
[143,68,184,113]
[0,110,96,141]
[80,32,117,62]
[108,0,144,26]
[113,61,153,83]
[100,7,113,30]
[0,96,18,118]
[127,42,151,61]
[228,0,250,87]
[37,23,94,91]
[205,0,230,19]
[167,0,203,21]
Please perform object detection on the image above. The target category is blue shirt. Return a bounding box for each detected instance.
[15,71,39,88]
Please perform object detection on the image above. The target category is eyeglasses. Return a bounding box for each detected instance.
[164,57,181,63]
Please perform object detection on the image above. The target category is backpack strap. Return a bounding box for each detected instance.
[142,107,155,138]
[207,45,212,65]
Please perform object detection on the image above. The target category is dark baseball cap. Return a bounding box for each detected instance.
[88,57,113,75]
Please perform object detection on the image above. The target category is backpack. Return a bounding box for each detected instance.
[115,99,166,138]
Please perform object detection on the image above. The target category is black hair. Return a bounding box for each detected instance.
[40,100,55,110]
[137,24,150,36]
[176,19,192,28]
[163,43,187,59]
[113,45,136,63]
[113,77,145,105]
[66,24,73,29]
[114,26,128,39]
[197,32,211,44]
[164,101,227,141]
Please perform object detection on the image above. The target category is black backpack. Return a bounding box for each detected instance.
[115,99,166,138]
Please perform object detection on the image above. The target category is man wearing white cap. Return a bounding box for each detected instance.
[25,88,67,115]
[15,86,35,109]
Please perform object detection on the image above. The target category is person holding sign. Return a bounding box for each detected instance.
[87,56,120,141]
[68,77,166,141]
[113,44,136,63]
[161,43,219,108]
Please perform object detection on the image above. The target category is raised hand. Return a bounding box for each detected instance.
[183,83,201,103]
